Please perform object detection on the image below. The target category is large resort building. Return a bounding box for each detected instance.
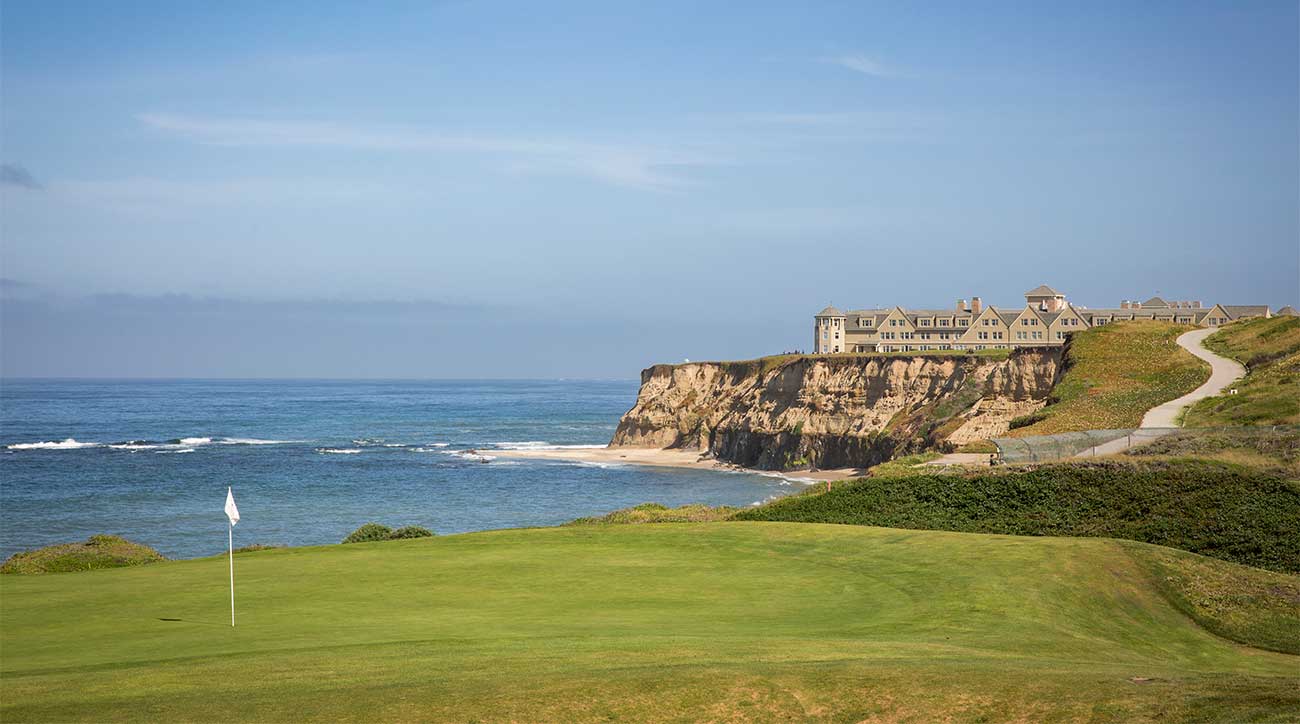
[814,285,1285,354]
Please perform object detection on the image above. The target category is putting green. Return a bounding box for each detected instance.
[3,523,1297,722]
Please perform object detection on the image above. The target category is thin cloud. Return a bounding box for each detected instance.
[138,113,710,191]
[822,54,896,78]
[1,164,43,189]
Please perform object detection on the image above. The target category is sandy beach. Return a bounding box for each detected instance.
[490,445,870,482]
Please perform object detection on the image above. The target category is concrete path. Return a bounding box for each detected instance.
[1139,327,1245,428]
[1074,327,1245,457]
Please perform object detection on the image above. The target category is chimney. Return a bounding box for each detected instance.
[957,298,967,312]
[971,297,983,314]
[1120,301,1129,310]
[1192,300,1201,309]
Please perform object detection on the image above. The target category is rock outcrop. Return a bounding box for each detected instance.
[610,349,1062,470]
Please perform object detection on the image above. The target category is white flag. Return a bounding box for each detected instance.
[225,487,240,526]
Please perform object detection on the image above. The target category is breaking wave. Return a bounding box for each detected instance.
[317,448,362,455]
[490,441,607,451]
[7,438,101,450]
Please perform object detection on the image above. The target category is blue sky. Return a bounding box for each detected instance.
[2,1,1297,377]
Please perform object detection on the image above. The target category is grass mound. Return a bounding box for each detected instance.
[1125,426,1299,476]
[567,502,737,525]
[731,459,1300,573]
[2,524,1297,722]
[1185,316,1300,426]
[0,535,165,575]
[1134,543,1300,655]
[1009,321,1208,435]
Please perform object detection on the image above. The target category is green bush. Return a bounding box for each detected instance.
[732,459,1300,573]
[1,535,165,575]
[342,523,393,544]
[387,526,435,540]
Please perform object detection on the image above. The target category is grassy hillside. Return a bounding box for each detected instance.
[1185,316,1300,426]
[1009,321,1208,435]
[732,459,1300,574]
[0,535,164,575]
[3,524,1297,722]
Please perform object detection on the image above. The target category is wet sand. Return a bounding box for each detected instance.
[491,446,870,482]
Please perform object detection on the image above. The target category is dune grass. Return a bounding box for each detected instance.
[1185,317,1300,427]
[0,535,165,575]
[1008,321,1208,436]
[2,523,1297,722]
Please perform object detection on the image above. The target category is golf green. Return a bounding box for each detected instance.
[3,523,1297,722]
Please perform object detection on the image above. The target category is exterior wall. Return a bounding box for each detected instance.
[814,315,846,353]
[813,294,1271,354]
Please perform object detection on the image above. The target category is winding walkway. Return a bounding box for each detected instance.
[1074,327,1245,457]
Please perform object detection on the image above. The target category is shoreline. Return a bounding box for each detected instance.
[490,446,870,483]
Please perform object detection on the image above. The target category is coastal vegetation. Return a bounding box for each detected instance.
[342,523,434,543]
[3,523,1297,722]
[1008,321,1208,435]
[567,502,737,525]
[731,459,1300,573]
[1184,316,1300,426]
[0,535,165,575]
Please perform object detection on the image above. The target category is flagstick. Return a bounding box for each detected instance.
[228,521,235,627]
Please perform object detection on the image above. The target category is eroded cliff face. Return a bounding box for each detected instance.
[610,349,1062,470]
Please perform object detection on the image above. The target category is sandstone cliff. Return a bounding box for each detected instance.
[610,350,1062,470]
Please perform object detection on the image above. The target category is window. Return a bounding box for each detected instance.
[919,319,931,327]
[1056,331,1065,339]
[939,319,950,327]
[958,318,969,326]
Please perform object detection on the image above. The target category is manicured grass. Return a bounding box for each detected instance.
[1009,321,1208,436]
[1185,317,1300,427]
[2,523,1297,722]
[732,459,1300,573]
[0,535,165,575]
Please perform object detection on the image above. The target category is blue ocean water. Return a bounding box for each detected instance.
[0,379,804,559]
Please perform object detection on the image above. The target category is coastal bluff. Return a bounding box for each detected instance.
[610,350,1062,470]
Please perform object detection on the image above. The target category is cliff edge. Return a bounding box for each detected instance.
[610,350,1062,470]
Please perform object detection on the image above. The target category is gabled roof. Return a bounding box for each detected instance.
[1141,297,1170,308]
[1224,305,1271,319]
[816,305,844,317]
[1024,284,1063,297]
[996,310,1021,325]
[1277,306,1298,316]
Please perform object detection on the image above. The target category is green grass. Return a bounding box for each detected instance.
[567,501,738,525]
[1009,321,1208,436]
[1185,317,1300,427]
[732,459,1300,573]
[681,348,1014,377]
[1124,426,1300,477]
[2,524,1298,722]
[0,535,165,575]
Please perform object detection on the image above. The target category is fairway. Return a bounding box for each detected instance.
[3,523,1298,722]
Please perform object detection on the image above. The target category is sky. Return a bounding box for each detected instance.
[2,0,1297,378]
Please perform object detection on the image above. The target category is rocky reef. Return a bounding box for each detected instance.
[610,349,1062,470]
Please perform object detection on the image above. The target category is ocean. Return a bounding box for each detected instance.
[0,379,807,559]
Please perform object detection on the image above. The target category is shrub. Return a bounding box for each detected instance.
[732,459,1300,573]
[342,523,393,544]
[1,535,165,575]
[387,526,435,540]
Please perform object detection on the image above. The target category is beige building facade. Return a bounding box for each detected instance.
[813,285,1275,354]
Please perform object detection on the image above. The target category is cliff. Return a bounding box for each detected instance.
[610,350,1062,470]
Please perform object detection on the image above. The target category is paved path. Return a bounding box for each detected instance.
[1075,327,1245,457]
[1139,327,1245,428]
